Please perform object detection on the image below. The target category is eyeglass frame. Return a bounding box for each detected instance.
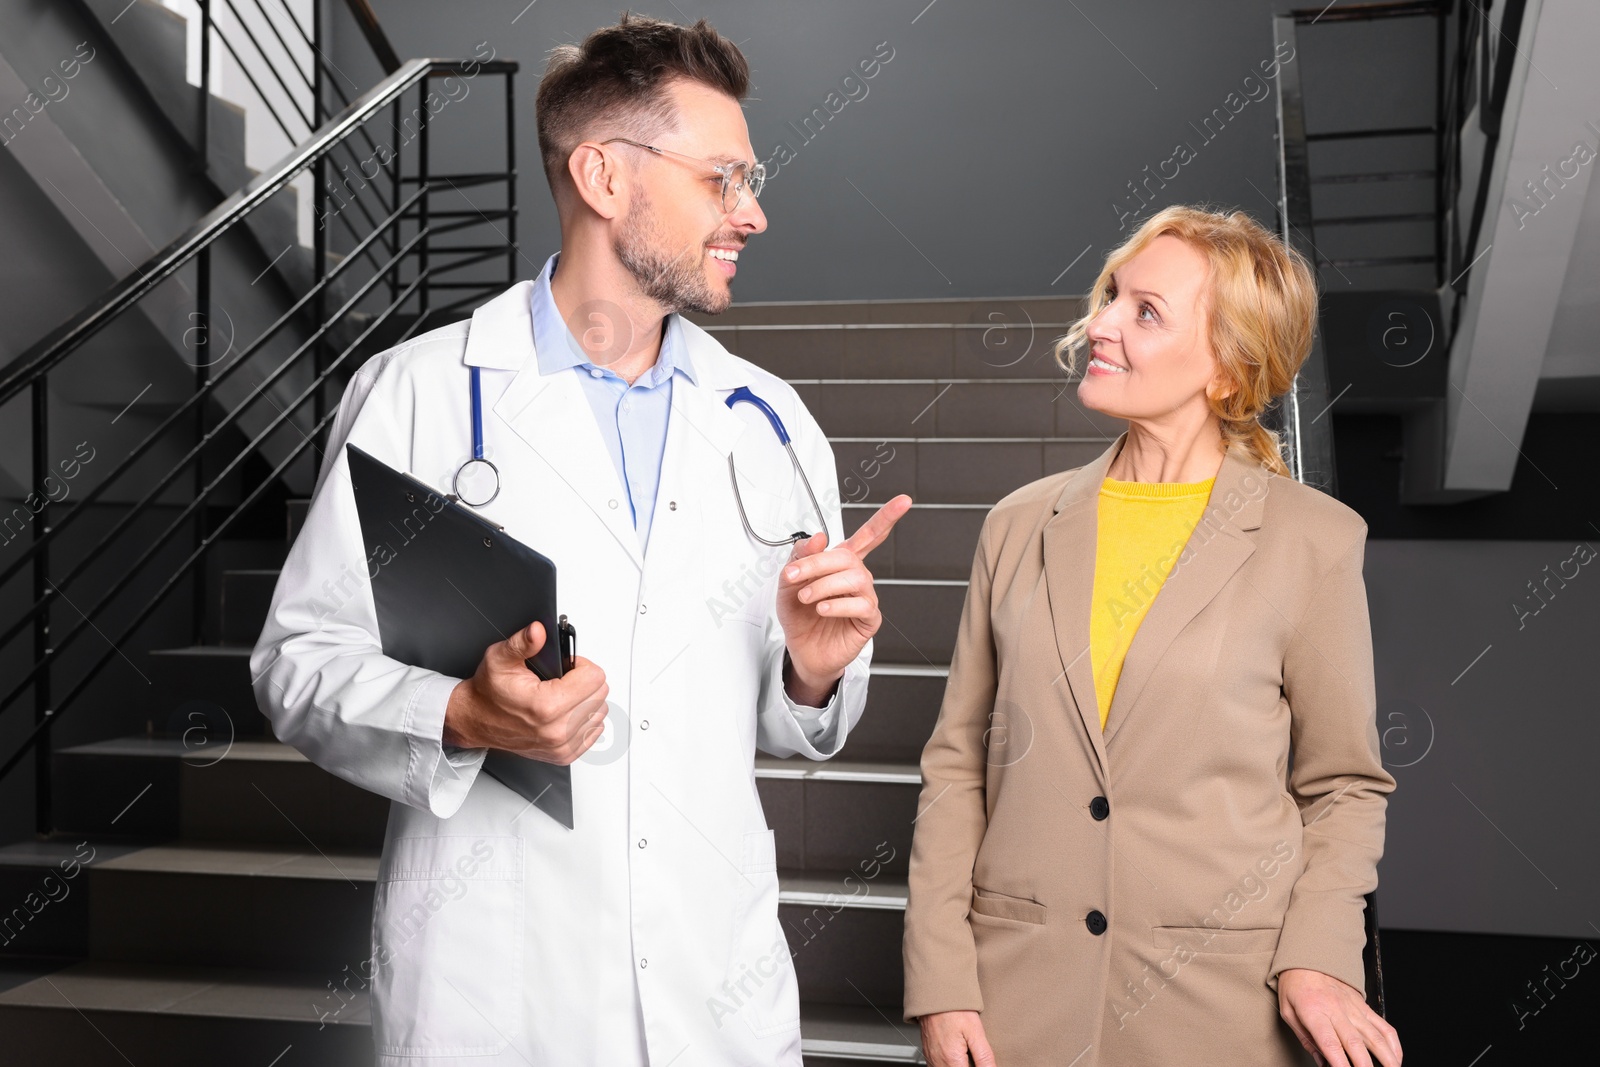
[598,137,766,213]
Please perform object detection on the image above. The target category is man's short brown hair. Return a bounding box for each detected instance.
[535,11,750,199]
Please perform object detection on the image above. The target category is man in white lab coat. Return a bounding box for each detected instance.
[250,12,912,1066]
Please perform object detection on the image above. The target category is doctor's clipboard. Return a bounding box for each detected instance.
[346,444,579,829]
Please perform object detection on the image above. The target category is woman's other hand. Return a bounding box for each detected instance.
[919,1010,997,1067]
[1279,968,1402,1067]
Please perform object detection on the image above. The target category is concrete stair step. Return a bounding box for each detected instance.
[871,579,967,663]
[844,501,984,582]
[0,839,376,971]
[831,436,1109,505]
[48,738,928,902]
[756,757,920,876]
[79,0,247,185]
[799,1002,925,1063]
[52,736,390,848]
[0,959,373,1066]
[193,570,961,698]
[53,734,930,862]
[796,378,1123,439]
[686,295,1082,327]
[0,959,921,1065]
[143,647,268,739]
[218,569,280,646]
[712,322,1081,381]
[0,839,911,1008]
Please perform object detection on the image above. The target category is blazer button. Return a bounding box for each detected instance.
[1086,910,1108,935]
[1090,796,1110,821]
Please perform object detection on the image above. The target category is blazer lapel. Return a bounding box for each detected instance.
[1042,432,1127,781]
[1042,432,1272,758]
[1101,444,1268,745]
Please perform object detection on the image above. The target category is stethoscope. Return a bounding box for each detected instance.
[452,370,827,547]
[724,385,828,547]
[452,366,501,507]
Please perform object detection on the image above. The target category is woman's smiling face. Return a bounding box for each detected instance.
[1079,234,1232,422]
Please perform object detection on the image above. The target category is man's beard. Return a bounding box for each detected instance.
[614,186,732,315]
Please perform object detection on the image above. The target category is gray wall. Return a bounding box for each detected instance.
[348,0,1322,300]
[1368,539,1600,941]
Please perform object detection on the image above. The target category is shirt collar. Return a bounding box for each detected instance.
[529,251,698,387]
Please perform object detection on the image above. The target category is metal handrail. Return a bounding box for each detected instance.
[0,189,426,656]
[0,57,506,406]
[0,41,518,836]
[1270,13,1339,497]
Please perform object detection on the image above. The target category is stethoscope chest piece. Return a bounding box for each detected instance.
[453,456,500,508]
[453,364,501,509]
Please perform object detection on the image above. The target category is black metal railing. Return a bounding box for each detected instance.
[1274,1,1453,288]
[1266,0,1528,490]
[0,52,518,835]
[1443,0,1528,309]
[1272,1,1526,291]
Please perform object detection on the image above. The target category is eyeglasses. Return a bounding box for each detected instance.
[599,137,765,213]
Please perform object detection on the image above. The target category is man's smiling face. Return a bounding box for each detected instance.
[610,78,768,315]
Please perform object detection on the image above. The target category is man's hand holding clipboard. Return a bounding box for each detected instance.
[347,443,590,829]
[442,617,608,766]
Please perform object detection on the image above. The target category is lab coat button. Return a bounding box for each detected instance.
[1090,796,1110,821]
[1086,910,1108,935]
[639,958,648,968]
[608,499,619,509]
[638,838,647,848]
[639,604,648,614]
[640,720,650,730]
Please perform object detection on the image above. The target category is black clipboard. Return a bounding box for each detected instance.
[346,444,578,828]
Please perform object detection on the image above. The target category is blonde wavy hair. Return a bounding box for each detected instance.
[1053,205,1318,478]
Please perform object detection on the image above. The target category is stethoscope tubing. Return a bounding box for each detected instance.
[725,386,828,547]
[454,365,501,507]
[453,371,822,544]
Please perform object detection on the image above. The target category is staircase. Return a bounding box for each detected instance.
[0,0,367,501]
[0,295,1121,1064]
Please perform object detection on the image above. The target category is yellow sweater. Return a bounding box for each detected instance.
[1090,474,1216,730]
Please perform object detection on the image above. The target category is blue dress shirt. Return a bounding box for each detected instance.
[529,252,695,555]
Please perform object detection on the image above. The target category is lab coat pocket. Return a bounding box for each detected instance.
[371,835,524,1059]
[741,827,779,874]
[721,829,799,1037]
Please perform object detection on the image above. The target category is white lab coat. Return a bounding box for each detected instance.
[250,277,872,1066]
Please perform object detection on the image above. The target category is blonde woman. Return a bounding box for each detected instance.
[902,206,1402,1067]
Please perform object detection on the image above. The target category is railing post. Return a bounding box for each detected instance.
[193,246,211,646]
[313,0,328,446]
[1434,4,1447,288]
[191,1,212,647]
[390,95,401,306]
[506,70,517,287]
[198,0,211,174]
[419,81,430,330]
[1272,13,1340,497]
[32,377,51,838]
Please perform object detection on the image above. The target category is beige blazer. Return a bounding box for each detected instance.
[902,430,1396,1067]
